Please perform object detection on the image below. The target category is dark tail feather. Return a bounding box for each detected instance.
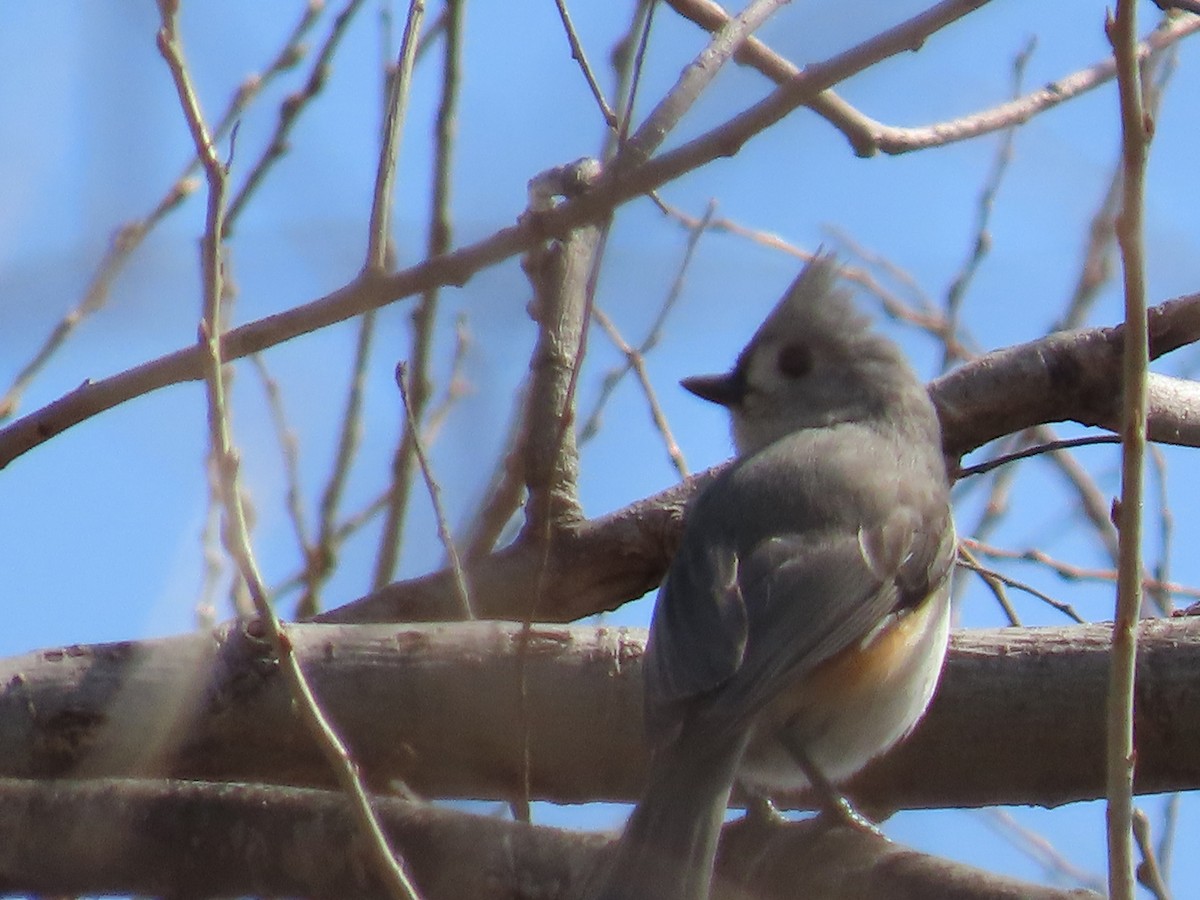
[586,729,747,900]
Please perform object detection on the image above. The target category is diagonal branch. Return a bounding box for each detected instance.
[314,295,1200,626]
[665,0,1200,157]
[0,0,996,472]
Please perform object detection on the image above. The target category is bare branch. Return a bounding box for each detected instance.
[0,0,1004,471]
[553,0,619,131]
[373,0,461,588]
[940,36,1034,372]
[0,777,1091,900]
[252,354,313,563]
[0,2,322,421]
[591,307,689,479]
[156,6,420,896]
[965,538,1200,603]
[519,245,591,527]
[1106,0,1153,890]
[956,552,1085,624]
[665,0,1200,157]
[581,199,712,478]
[933,295,1200,463]
[980,809,1105,892]
[3,619,1199,812]
[396,362,472,619]
[365,0,426,271]
[309,301,1200,627]
[614,0,790,169]
[1132,808,1172,900]
[225,0,371,232]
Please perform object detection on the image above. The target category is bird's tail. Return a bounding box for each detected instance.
[585,728,747,900]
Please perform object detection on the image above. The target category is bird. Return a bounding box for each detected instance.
[585,254,956,900]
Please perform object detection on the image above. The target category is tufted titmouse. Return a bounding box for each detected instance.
[587,255,955,900]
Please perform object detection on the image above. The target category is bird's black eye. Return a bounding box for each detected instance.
[777,342,813,378]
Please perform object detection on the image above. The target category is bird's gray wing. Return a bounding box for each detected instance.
[643,506,952,747]
[642,535,749,747]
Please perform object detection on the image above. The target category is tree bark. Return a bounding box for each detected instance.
[0,777,1100,899]
[2,618,1197,809]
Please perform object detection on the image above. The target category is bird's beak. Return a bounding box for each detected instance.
[681,371,743,407]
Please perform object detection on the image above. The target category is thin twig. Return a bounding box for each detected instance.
[155,7,421,897]
[395,363,472,618]
[294,5,457,612]
[614,0,789,169]
[0,3,322,422]
[251,354,313,559]
[978,808,1105,892]
[1038,425,1120,565]
[1060,160,1121,333]
[604,0,655,159]
[1058,29,1178,334]
[940,36,1034,372]
[0,0,1065,470]
[617,0,657,151]
[553,0,619,131]
[197,457,228,626]
[1141,44,1181,619]
[579,199,713,471]
[1146,444,1174,615]
[298,309,377,618]
[1105,0,1152,895]
[956,555,1085,624]
[823,227,967,350]
[591,308,689,479]
[422,312,473,445]
[957,544,1021,625]
[226,0,371,232]
[1156,794,1179,889]
[300,3,428,616]
[1132,808,1173,900]
[366,0,425,270]
[964,539,1200,602]
[372,0,457,589]
[657,207,973,360]
[953,432,1022,612]
[957,434,1121,478]
[665,0,1200,157]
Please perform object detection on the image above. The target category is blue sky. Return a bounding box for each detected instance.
[3,2,1199,894]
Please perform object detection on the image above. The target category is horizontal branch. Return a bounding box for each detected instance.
[0,777,585,899]
[3,618,1197,810]
[0,777,1090,899]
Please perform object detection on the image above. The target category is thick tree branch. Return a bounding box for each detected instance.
[0,777,588,899]
[0,778,1094,900]
[2,619,1197,810]
[933,291,1200,462]
[519,196,598,535]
